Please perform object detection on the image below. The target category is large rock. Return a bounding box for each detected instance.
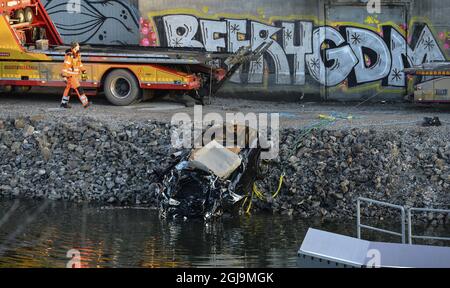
[14,118,25,129]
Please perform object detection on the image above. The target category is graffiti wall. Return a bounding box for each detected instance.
[43,0,450,100]
[42,0,140,45]
[153,16,444,89]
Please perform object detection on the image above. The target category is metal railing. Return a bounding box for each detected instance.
[357,197,450,245]
[408,208,450,245]
[357,197,406,244]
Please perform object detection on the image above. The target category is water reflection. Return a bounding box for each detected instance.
[0,199,448,268]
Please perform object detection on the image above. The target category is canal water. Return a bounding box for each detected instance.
[0,199,448,268]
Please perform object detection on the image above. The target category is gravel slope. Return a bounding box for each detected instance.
[0,111,448,222]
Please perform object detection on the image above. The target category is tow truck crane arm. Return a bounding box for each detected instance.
[211,42,273,95]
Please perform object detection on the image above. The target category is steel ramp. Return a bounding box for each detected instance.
[298,228,450,268]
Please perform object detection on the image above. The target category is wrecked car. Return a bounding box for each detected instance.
[151,124,263,221]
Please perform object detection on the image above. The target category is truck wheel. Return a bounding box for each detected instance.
[24,7,33,23]
[3,85,12,93]
[104,69,141,106]
[15,9,25,23]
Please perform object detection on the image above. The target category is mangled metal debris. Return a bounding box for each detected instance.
[152,124,262,221]
[422,117,442,127]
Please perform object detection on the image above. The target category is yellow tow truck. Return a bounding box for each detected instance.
[0,0,267,105]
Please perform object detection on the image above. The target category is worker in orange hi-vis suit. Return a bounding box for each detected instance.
[60,42,90,109]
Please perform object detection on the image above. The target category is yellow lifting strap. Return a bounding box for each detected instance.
[318,113,353,121]
[243,189,254,215]
[245,173,285,215]
[272,173,285,199]
[318,114,336,121]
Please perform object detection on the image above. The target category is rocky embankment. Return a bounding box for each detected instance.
[0,116,448,222]
[0,116,174,205]
[256,127,450,223]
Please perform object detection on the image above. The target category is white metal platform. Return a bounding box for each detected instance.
[298,228,450,268]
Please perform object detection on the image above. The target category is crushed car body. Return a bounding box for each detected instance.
[152,124,263,221]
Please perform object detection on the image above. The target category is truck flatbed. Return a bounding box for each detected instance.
[404,62,450,76]
[27,45,229,65]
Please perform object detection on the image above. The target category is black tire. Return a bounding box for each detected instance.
[15,9,25,23]
[104,69,141,106]
[24,7,33,23]
[3,85,12,93]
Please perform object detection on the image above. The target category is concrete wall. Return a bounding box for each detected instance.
[44,0,450,101]
[41,0,140,45]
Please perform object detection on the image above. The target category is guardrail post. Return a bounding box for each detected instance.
[357,198,361,239]
[408,209,413,245]
[401,207,406,244]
